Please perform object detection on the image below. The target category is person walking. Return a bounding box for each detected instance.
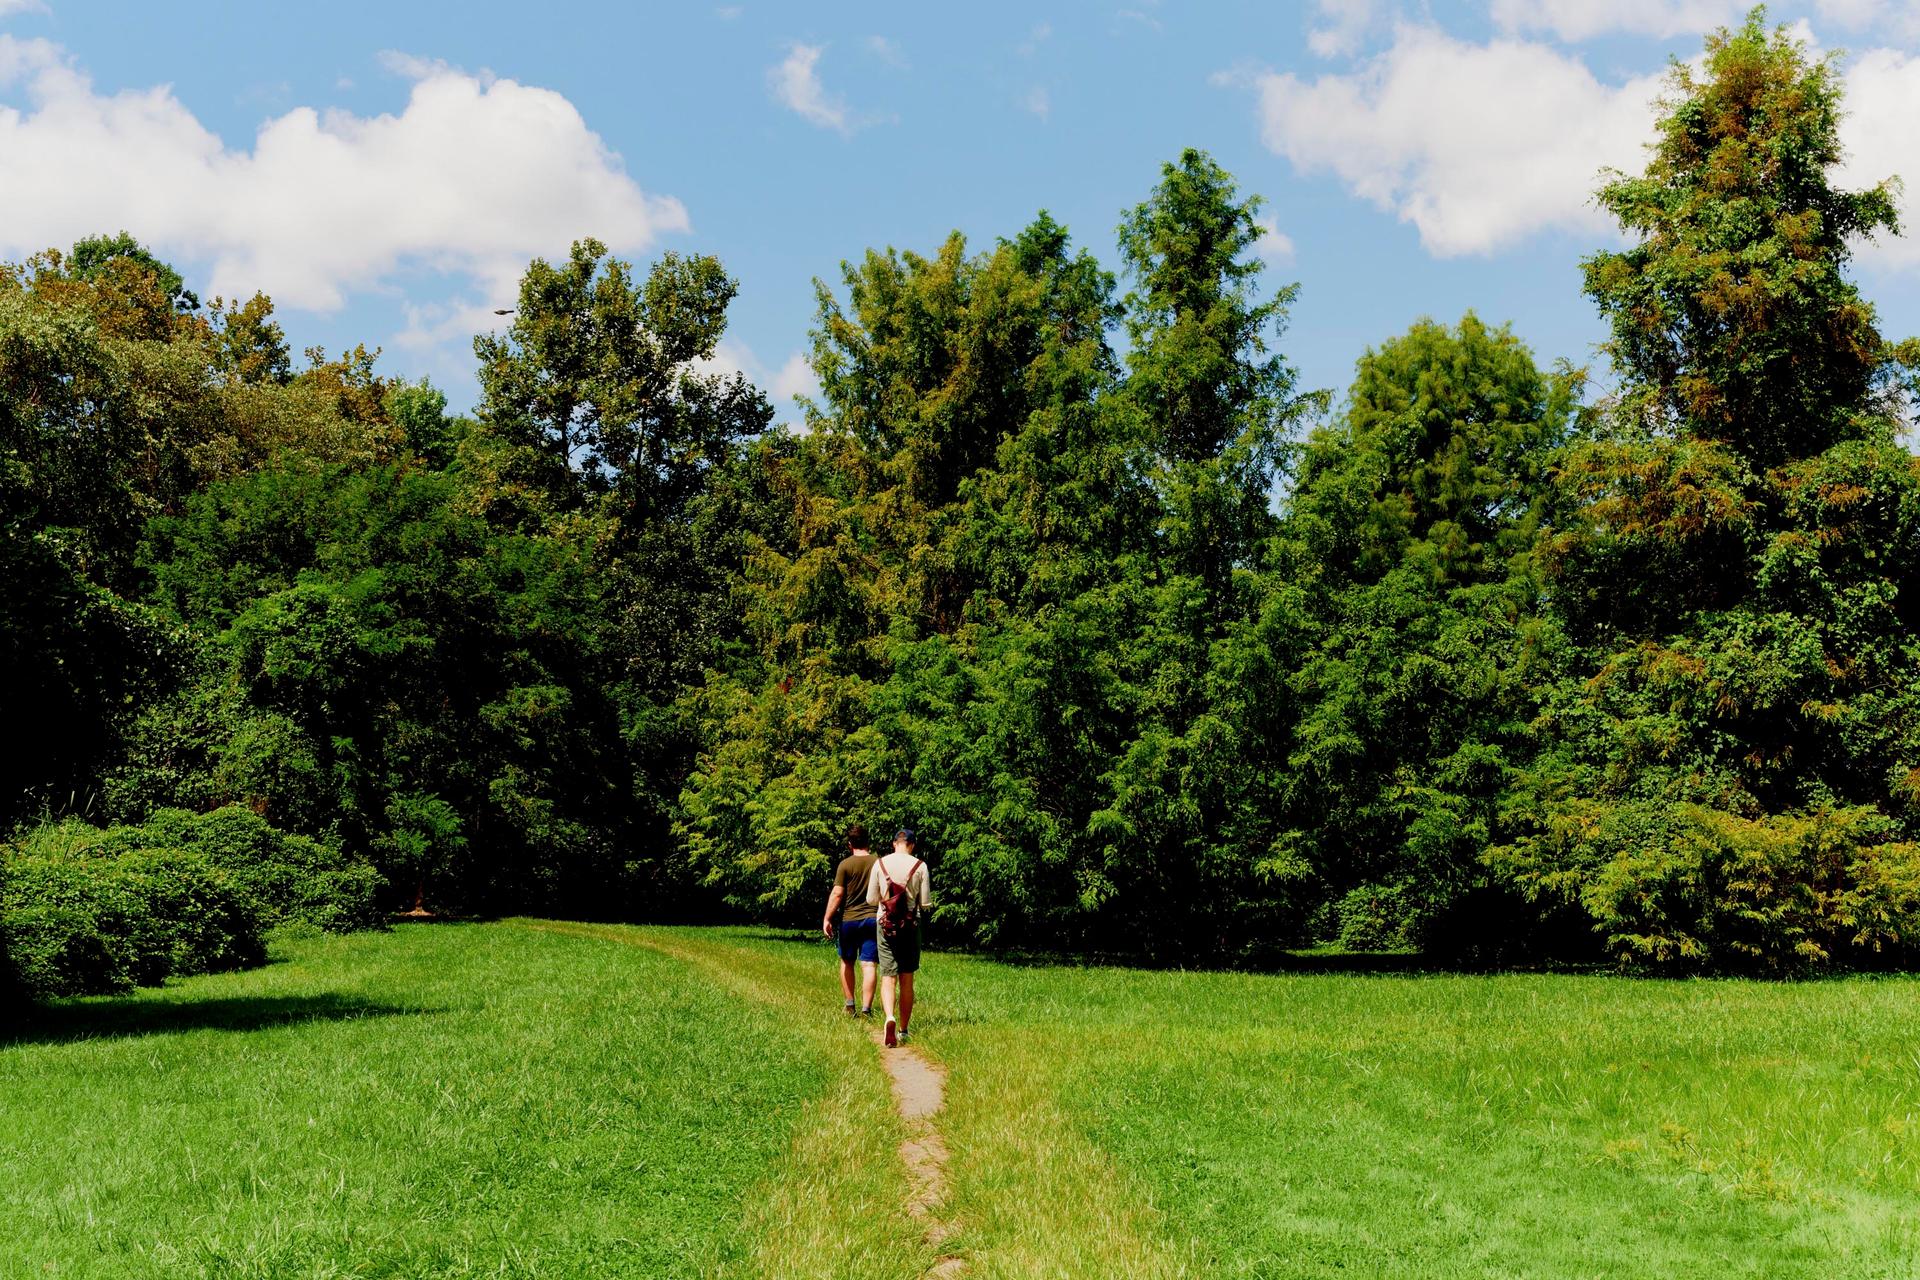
[866,828,930,1048]
[821,824,879,1016]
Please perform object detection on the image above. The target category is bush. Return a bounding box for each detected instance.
[1498,801,1920,973]
[1333,882,1416,951]
[1,848,264,1000]
[91,806,383,932]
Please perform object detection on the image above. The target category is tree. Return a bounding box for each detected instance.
[474,239,770,518]
[1493,12,1920,972]
[69,231,199,313]
[1265,315,1579,951]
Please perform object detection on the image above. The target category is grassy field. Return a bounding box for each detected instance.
[0,923,918,1279]
[4,923,1918,1278]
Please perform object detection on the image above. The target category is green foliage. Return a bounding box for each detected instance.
[7,12,1919,974]
[68,231,200,313]
[1494,11,1920,970]
[2,804,382,1003]
[1256,314,1579,950]
[1,846,262,1000]
[100,806,384,933]
[1493,800,1920,972]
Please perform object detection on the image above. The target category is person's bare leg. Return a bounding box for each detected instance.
[860,960,877,1011]
[839,958,856,1005]
[880,974,899,1026]
[898,972,915,1032]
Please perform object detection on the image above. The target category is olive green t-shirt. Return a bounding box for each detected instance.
[834,852,878,923]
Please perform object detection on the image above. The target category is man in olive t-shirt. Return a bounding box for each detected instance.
[821,824,878,1015]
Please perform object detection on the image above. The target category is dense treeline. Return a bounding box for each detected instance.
[6,15,1920,992]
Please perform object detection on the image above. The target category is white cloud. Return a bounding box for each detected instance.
[769,43,852,134]
[1252,213,1295,265]
[1022,85,1051,120]
[696,340,818,427]
[1836,46,1920,270]
[771,351,819,402]
[1238,23,1920,270]
[1017,22,1052,56]
[865,35,907,69]
[1815,0,1920,38]
[0,0,48,18]
[0,36,687,312]
[1308,0,1374,58]
[1239,28,1665,255]
[1489,0,1745,41]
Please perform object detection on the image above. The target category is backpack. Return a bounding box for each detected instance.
[878,857,923,940]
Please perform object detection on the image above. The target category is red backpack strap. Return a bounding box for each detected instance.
[879,858,919,904]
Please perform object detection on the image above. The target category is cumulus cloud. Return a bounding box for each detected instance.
[771,351,820,403]
[1022,85,1051,120]
[1238,23,1920,269]
[0,36,687,311]
[1251,213,1295,265]
[1308,0,1374,58]
[769,43,852,133]
[1489,0,1746,41]
[1240,28,1663,255]
[0,0,48,17]
[1815,0,1920,39]
[1836,46,1920,270]
[696,340,819,425]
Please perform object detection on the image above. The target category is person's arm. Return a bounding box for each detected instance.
[916,865,932,910]
[822,882,844,938]
[865,861,883,908]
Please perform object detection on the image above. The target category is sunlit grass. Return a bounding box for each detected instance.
[920,956,1920,1279]
[0,923,903,1279]
[8,924,1917,1278]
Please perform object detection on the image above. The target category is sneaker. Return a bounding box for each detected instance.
[898,1027,911,1044]
[883,1017,898,1048]
[843,1000,857,1015]
[860,1006,873,1017]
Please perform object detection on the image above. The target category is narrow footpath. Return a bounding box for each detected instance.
[872,1026,966,1278]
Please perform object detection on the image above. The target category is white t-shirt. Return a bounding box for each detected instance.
[865,852,931,921]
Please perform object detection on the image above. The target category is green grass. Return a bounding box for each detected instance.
[0,923,911,1279]
[919,955,1920,1279]
[7,924,1919,1278]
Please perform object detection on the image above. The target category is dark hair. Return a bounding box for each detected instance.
[846,823,870,851]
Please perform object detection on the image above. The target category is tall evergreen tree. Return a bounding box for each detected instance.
[1494,13,1920,971]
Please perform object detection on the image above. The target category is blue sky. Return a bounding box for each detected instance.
[2,1,1916,423]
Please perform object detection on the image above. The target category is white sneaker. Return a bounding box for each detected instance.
[883,1017,898,1047]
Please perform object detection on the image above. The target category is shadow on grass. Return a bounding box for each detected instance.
[0,991,441,1048]
[729,928,1608,979]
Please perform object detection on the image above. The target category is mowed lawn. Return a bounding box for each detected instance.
[5,924,1919,1278]
[917,954,1920,1280]
[0,923,917,1280]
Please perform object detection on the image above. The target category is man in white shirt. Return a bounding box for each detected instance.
[865,827,931,1048]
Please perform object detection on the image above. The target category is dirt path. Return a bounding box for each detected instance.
[873,1028,966,1278]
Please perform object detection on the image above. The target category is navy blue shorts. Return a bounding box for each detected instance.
[836,916,877,963]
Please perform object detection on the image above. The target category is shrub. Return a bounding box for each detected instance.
[1333,882,1415,951]
[1498,801,1920,973]
[1,848,263,1000]
[93,806,383,932]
